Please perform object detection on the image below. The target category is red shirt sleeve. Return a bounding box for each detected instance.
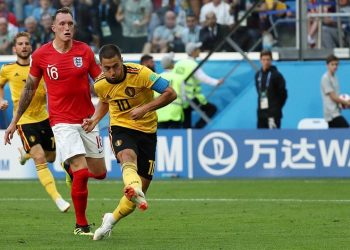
[87,47,101,80]
[29,50,43,78]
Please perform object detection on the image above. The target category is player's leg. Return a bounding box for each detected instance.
[68,155,93,235]
[30,145,70,212]
[52,124,92,236]
[94,128,156,240]
[17,121,70,212]
[79,126,107,179]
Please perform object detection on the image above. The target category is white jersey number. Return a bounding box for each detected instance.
[46,66,59,80]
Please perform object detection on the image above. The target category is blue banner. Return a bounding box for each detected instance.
[191,129,350,178]
[2,129,350,179]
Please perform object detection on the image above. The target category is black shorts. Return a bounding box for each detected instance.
[110,126,157,180]
[16,119,55,153]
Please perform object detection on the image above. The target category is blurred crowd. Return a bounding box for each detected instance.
[0,0,349,55]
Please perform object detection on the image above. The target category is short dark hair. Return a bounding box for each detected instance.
[13,32,31,45]
[140,54,153,64]
[186,12,196,19]
[99,44,122,62]
[260,50,272,59]
[53,7,73,22]
[326,54,339,64]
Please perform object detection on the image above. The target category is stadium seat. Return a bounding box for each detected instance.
[297,118,328,129]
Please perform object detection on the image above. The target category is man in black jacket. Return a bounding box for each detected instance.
[255,50,287,129]
[199,11,229,51]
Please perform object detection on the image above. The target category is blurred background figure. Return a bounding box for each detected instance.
[181,12,201,46]
[0,0,17,27]
[152,10,184,53]
[140,54,156,72]
[200,0,234,27]
[199,11,228,51]
[116,0,152,53]
[173,42,223,128]
[157,52,184,129]
[38,12,54,45]
[0,16,17,55]
[23,16,41,51]
[96,0,122,47]
[32,0,56,22]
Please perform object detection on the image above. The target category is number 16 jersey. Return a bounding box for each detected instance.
[29,40,101,126]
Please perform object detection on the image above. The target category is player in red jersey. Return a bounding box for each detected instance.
[4,7,107,236]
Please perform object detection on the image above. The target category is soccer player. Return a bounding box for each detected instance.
[0,32,70,213]
[81,44,176,240]
[4,8,107,236]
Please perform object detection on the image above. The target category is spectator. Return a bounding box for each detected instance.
[173,42,223,128]
[152,10,185,52]
[156,52,184,129]
[0,17,17,55]
[144,0,187,54]
[181,12,201,45]
[340,0,350,46]
[32,0,56,22]
[229,0,262,52]
[190,0,211,20]
[307,0,320,47]
[24,0,38,21]
[140,54,155,72]
[199,11,229,51]
[96,0,122,46]
[258,0,290,48]
[116,0,152,53]
[23,16,41,51]
[12,0,27,25]
[0,0,17,26]
[255,50,287,129]
[38,12,54,45]
[321,54,350,128]
[199,0,234,26]
[321,0,339,48]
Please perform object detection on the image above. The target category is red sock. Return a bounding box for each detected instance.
[71,168,89,226]
[88,171,106,180]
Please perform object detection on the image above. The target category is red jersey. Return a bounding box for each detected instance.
[30,40,101,126]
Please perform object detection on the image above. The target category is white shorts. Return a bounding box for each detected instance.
[52,123,104,162]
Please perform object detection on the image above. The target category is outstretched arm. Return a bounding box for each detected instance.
[4,74,40,145]
[82,100,109,133]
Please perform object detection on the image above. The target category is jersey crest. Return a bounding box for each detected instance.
[73,57,83,68]
[125,87,136,97]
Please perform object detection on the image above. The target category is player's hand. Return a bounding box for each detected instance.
[345,100,350,108]
[130,106,147,120]
[82,118,97,133]
[218,78,224,85]
[4,121,17,145]
[0,99,9,110]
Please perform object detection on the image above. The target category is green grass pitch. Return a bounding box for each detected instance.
[0,179,350,250]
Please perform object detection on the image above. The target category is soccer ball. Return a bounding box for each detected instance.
[339,93,350,109]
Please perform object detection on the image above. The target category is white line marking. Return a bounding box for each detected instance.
[1,197,350,203]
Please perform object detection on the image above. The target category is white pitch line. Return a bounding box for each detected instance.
[1,197,350,203]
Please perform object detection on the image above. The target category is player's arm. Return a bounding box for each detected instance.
[130,77,177,120]
[4,74,40,145]
[0,66,8,110]
[82,100,109,133]
[0,84,9,110]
